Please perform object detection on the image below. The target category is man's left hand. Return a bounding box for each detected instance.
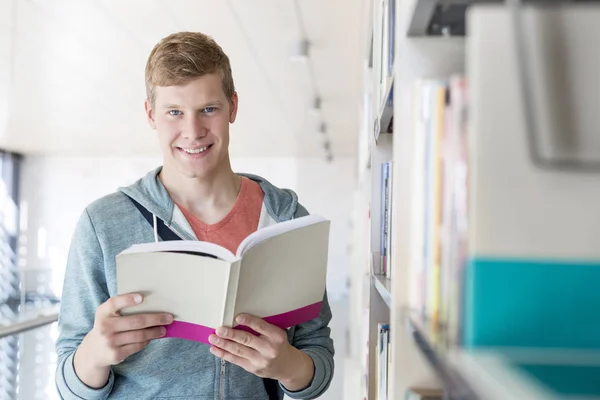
[209,314,314,391]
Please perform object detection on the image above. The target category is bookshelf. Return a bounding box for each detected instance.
[346,0,600,399]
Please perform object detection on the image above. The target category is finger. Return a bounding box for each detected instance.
[113,341,150,364]
[209,334,260,360]
[210,346,254,372]
[114,326,167,346]
[215,326,267,352]
[235,314,280,338]
[100,293,144,317]
[111,313,174,333]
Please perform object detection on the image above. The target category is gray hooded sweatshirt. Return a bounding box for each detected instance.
[55,167,334,400]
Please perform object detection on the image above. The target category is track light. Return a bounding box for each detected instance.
[319,122,327,134]
[290,39,310,62]
[308,96,322,117]
[312,96,321,111]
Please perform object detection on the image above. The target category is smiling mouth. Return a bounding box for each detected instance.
[178,145,213,154]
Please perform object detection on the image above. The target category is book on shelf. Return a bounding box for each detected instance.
[362,308,370,400]
[380,0,388,95]
[373,0,395,139]
[116,215,330,345]
[378,0,396,100]
[379,161,394,278]
[409,76,469,345]
[405,387,443,400]
[375,323,391,400]
[387,0,395,77]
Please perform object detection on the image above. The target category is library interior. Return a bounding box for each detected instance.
[1,0,599,399]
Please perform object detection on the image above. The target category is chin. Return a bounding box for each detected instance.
[179,167,211,179]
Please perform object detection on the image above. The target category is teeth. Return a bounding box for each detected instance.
[182,146,209,154]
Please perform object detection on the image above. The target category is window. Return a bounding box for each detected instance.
[0,150,22,400]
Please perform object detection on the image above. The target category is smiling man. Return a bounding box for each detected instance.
[54,32,334,400]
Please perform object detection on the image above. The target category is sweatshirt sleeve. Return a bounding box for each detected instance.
[280,292,335,400]
[55,209,115,399]
[279,203,335,399]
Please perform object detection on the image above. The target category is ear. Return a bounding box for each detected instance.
[144,99,157,130]
[229,92,239,124]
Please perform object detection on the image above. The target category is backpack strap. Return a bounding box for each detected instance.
[263,379,281,400]
[125,194,181,241]
[124,193,282,400]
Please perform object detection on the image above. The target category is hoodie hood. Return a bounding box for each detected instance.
[118,167,304,228]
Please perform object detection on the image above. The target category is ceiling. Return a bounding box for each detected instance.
[0,0,366,159]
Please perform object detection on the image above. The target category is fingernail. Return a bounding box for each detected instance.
[236,316,245,324]
[160,327,167,337]
[165,315,174,324]
[209,335,218,344]
[216,327,227,336]
[133,294,143,304]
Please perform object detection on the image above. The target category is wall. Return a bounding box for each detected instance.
[294,157,355,301]
[0,0,12,142]
[293,157,355,400]
[17,154,355,399]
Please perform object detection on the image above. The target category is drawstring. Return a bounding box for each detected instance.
[152,214,159,242]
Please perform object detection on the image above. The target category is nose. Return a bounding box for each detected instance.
[182,114,208,140]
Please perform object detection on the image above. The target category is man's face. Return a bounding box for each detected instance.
[145,73,238,179]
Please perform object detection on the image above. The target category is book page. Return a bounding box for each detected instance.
[117,251,232,328]
[122,240,237,262]
[236,214,327,257]
[233,220,330,325]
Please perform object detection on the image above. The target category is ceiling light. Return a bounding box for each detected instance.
[319,123,327,134]
[290,39,310,62]
[312,96,321,111]
[308,96,321,117]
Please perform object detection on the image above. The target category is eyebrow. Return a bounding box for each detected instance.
[162,101,224,110]
[162,104,181,109]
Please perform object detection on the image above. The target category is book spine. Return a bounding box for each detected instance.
[385,162,394,279]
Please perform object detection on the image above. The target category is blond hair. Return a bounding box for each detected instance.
[145,32,235,105]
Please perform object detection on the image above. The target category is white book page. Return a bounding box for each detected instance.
[236,214,326,257]
[117,251,231,327]
[122,240,237,262]
[234,220,330,319]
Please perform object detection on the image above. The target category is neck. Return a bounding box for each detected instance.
[159,162,241,215]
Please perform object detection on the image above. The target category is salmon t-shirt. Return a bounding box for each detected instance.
[176,177,264,254]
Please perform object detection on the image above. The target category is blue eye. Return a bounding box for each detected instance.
[203,107,217,114]
[168,110,182,116]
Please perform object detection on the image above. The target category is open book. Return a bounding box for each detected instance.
[116,214,330,344]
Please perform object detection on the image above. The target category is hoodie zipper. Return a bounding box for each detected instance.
[219,359,226,400]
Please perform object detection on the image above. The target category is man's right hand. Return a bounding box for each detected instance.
[73,293,173,389]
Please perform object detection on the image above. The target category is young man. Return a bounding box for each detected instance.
[55,32,334,400]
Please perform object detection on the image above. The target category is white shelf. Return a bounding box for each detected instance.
[450,348,600,400]
[407,302,600,400]
[407,313,478,399]
[354,0,600,398]
[372,274,392,308]
[375,73,394,142]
